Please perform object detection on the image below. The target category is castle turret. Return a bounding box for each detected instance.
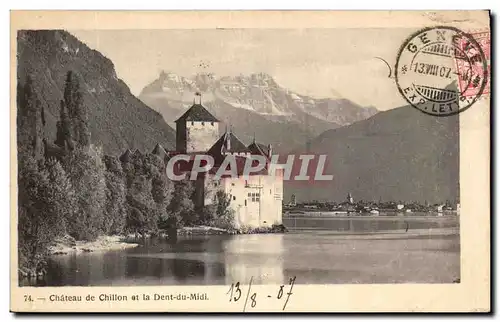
[175,93,219,153]
[248,141,272,160]
[208,129,250,157]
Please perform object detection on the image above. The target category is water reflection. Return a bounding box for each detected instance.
[123,236,227,284]
[283,215,456,231]
[24,216,459,286]
[223,234,284,285]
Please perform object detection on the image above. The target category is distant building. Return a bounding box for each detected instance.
[347,193,354,204]
[396,204,405,210]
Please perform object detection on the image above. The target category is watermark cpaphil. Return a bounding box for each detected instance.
[165,153,333,182]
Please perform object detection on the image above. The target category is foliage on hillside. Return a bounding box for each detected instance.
[17,30,176,155]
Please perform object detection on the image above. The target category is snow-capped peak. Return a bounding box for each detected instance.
[140,71,378,126]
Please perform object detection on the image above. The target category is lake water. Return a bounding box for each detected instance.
[25,216,460,286]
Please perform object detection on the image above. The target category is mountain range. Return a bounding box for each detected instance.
[139,71,378,151]
[284,105,459,204]
[17,30,176,155]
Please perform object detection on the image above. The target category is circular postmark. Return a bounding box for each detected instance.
[395,26,488,116]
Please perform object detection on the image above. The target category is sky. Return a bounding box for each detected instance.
[71,28,415,110]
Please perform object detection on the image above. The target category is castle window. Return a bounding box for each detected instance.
[211,122,214,126]
[231,183,235,186]
[251,192,260,202]
[202,122,205,126]
[191,121,194,125]
[233,196,236,201]
[244,200,247,206]
[270,189,271,195]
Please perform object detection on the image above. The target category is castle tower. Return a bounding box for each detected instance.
[175,93,220,153]
[208,128,250,156]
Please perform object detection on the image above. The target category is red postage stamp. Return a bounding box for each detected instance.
[454,31,490,97]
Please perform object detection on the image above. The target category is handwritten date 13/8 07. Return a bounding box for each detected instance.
[226,276,297,311]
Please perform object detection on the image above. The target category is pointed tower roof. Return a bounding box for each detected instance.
[131,149,144,159]
[151,143,167,158]
[208,130,250,155]
[248,142,270,157]
[119,149,133,163]
[175,103,219,123]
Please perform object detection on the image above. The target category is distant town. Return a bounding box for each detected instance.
[284,193,460,216]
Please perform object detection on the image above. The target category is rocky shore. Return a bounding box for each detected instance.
[49,235,139,255]
[48,224,288,255]
[175,224,288,236]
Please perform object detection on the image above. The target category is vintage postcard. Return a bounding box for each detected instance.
[10,11,491,312]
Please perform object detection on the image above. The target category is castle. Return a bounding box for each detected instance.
[158,97,283,229]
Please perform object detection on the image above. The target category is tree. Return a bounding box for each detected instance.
[103,155,127,235]
[126,206,147,238]
[17,76,44,162]
[210,190,235,230]
[152,173,174,229]
[18,158,50,276]
[166,180,195,227]
[144,153,164,179]
[55,100,74,151]
[63,71,90,148]
[125,175,158,236]
[44,158,77,232]
[64,145,106,240]
[121,151,169,235]
[194,182,217,225]
[18,157,71,276]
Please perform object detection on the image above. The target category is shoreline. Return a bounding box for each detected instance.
[48,221,457,257]
[49,235,139,256]
[284,214,459,220]
[49,224,287,256]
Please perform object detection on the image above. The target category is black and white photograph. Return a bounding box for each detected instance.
[10,10,491,313]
